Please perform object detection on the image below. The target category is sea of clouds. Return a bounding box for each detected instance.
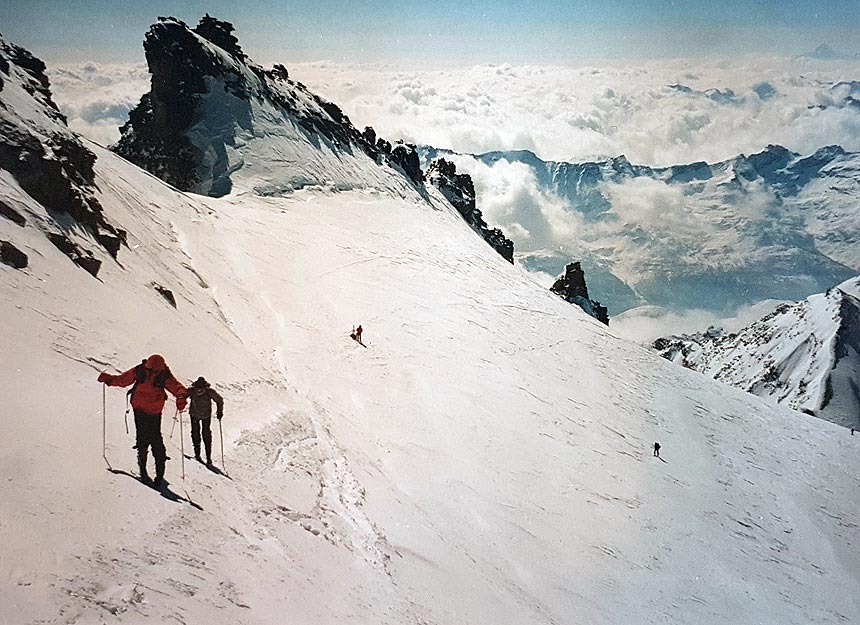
[289,58,860,166]
[47,62,150,146]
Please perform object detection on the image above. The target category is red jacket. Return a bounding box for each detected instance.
[104,355,187,415]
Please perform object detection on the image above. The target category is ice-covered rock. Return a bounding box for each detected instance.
[0,35,125,275]
[113,16,415,197]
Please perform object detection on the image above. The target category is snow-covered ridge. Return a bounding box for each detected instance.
[654,276,860,428]
[0,35,127,276]
[114,16,423,197]
[423,144,860,315]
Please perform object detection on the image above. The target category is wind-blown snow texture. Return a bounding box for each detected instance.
[2,26,860,625]
[655,276,860,429]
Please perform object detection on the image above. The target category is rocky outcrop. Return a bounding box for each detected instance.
[426,158,513,263]
[390,143,423,185]
[113,16,414,195]
[652,327,724,363]
[0,35,125,275]
[0,199,26,226]
[550,262,609,325]
[47,232,101,277]
[0,240,28,269]
[153,283,177,307]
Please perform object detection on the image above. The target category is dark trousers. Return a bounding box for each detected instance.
[134,408,167,479]
[191,417,212,461]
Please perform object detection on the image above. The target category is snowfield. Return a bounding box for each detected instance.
[2,137,860,625]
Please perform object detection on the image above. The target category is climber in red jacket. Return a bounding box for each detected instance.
[98,354,187,486]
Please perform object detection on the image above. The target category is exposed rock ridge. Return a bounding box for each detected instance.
[653,276,860,428]
[0,35,126,276]
[426,158,513,263]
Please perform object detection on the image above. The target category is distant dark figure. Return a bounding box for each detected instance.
[653,442,661,458]
[188,377,224,465]
[852,427,855,436]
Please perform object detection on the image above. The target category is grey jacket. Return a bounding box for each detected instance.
[188,385,224,420]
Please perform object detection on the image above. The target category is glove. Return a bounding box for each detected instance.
[98,372,112,384]
[217,413,223,420]
[176,396,188,412]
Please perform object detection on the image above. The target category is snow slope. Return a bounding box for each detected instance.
[2,31,860,625]
[655,277,860,428]
[2,135,859,624]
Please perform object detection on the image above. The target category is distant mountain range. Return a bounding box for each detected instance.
[423,145,860,316]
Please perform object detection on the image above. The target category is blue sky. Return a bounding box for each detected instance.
[1,0,858,63]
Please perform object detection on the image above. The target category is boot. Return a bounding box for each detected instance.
[138,451,151,484]
[154,457,166,487]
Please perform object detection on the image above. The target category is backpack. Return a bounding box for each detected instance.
[127,359,172,401]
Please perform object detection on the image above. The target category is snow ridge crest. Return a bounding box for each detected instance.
[113,15,420,197]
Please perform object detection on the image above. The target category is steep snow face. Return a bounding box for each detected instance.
[424,145,860,315]
[0,36,126,274]
[114,17,417,197]
[2,135,860,625]
[655,276,860,428]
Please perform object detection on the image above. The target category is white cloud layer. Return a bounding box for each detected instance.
[290,58,860,167]
[49,57,860,167]
[611,300,787,344]
[47,63,150,146]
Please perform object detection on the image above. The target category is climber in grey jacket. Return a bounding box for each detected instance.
[188,376,224,465]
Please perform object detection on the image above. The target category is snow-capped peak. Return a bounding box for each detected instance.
[113,16,423,197]
[655,275,860,428]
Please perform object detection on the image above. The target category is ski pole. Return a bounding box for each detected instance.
[219,417,226,474]
[177,409,185,480]
[102,383,111,469]
[170,410,178,439]
[123,395,130,435]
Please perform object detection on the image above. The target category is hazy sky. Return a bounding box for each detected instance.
[2,0,859,63]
